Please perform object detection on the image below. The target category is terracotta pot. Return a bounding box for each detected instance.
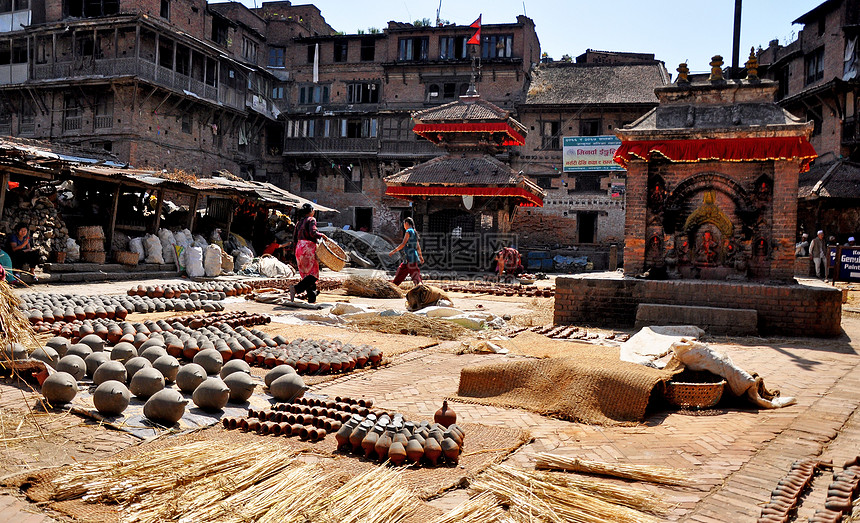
[277,422,290,435]
[434,400,457,428]
[423,437,442,466]
[361,430,380,458]
[349,421,372,452]
[388,441,407,466]
[375,430,393,463]
[335,421,355,449]
[406,438,424,463]
[441,437,460,464]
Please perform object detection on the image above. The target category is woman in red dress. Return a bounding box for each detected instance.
[289,203,328,303]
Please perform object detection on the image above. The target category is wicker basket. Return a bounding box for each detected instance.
[316,237,348,272]
[77,226,105,240]
[81,250,106,264]
[81,238,104,251]
[115,251,139,266]
[664,379,726,409]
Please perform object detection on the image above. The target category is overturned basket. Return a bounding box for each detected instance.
[316,237,348,272]
[664,379,726,409]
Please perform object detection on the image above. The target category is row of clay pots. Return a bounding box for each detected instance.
[223,417,328,441]
[245,278,343,292]
[256,404,358,424]
[438,283,555,298]
[244,341,382,374]
[279,395,374,409]
[759,459,819,522]
[337,414,465,467]
[811,460,860,522]
[173,311,270,330]
[248,409,343,433]
[127,281,253,298]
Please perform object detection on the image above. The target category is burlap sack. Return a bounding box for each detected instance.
[406,284,450,311]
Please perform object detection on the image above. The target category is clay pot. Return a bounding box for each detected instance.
[406,438,424,463]
[375,430,394,463]
[335,421,356,450]
[362,430,380,458]
[444,428,464,448]
[93,380,131,415]
[57,354,86,381]
[129,367,166,398]
[42,371,78,404]
[66,343,93,360]
[153,355,180,382]
[176,363,207,393]
[434,400,457,428]
[110,342,138,363]
[140,346,168,364]
[84,352,111,378]
[31,346,60,368]
[125,356,152,381]
[182,338,200,360]
[264,365,297,388]
[46,337,70,357]
[349,421,371,452]
[220,359,251,379]
[143,389,188,424]
[193,348,223,375]
[440,437,460,464]
[423,437,442,466]
[79,334,105,352]
[269,374,306,401]
[192,377,230,411]
[93,360,127,385]
[224,372,256,402]
[388,441,407,466]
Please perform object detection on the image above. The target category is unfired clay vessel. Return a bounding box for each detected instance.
[192,377,230,411]
[143,389,187,424]
[176,363,207,393]
[93,360,127,385]
[42,372,78,404]
[93,380,130,415]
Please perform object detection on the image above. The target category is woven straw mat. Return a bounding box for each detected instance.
[455,331,682,425]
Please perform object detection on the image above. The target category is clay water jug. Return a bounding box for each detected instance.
[406,438,425,463]
[361,430,380,458]
[434,400,457,428]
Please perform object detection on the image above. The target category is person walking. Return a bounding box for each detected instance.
[289,203,328,303]
[389,217,424,285]
[810,230,826,279]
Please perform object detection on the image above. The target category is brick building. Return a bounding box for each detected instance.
[509,57,669,259]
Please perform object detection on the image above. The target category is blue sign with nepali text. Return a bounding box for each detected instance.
[563,136,624,172]
[835,246,860,282]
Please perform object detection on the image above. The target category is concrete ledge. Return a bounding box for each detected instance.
[42,262,177,274]
[635,303,758,336]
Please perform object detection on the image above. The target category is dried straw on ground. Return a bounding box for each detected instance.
[470,464,663,523]
[535,452,689,486]
[0,280,39,353]
[429,492,515,523]
[350,312,467,340]
[318,465,414,523]
[343,275,404,299]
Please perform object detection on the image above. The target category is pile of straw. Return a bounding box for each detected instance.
[344,275,404,299]
[535,452,689,486]
[0,280,39,354]
[350,312,467,340]
[469,464,665,523]
[429,492,515,523]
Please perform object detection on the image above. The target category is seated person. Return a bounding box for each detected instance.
[795,233,809,257]
[494,247,523,278]
[7,223,40,272]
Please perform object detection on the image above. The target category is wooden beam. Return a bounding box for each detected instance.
[188,192,199,231]
[152,92,172,115]
[106,183,122,253]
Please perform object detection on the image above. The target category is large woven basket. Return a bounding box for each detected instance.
[316,237,348,272]
[77,226,105,240]
[81,250,106,264]
[80,238,104,251]
[115,251,139,266]
[664,379,726,409]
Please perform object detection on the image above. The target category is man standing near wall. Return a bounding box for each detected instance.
[810,230,826,279]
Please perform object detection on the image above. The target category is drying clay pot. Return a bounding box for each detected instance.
[192,377,230,411]
[66,343,93,360]
[79,334,105,352]
[405,438,424,463]
[139,338,166,353]
[31,346,60,368]
[269,373,306,401]
[110,342,138,363]
[152,355,180,382]
[140,346,168,364]
[125,356,152,380]
[193,348,223,375]
[57,354,86,381]
[42,371,78,404]
[46,337,70,357]
[93,380,130,415]
[264,364,296,388]
[143,389,188,425]
[129,367,166,398]
[84,352,110,378]
[223,372,256,402]
[220,359,251,379]
[176,363,207,393]
[94,360,128,385]
[434,400,457,428]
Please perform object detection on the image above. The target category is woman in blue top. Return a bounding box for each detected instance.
[389,217,424,285]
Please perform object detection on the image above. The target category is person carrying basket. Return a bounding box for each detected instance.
[289,203,329,303]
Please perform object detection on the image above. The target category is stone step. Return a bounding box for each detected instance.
[42,262,176,274]
[635,303,758,336]
[38,270,180,283]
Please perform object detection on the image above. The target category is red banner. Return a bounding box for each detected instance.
[385,185,543,207]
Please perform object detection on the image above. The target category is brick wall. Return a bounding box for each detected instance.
[553,275,842,337]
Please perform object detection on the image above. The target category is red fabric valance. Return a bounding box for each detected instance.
[613,137,817,172]
[385,185,543,207]
[413,122,526,146]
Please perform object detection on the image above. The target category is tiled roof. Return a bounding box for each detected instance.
[386,155,520,186]
[525,62,670,105]
[799,159,860,199]
[413,97,511,122]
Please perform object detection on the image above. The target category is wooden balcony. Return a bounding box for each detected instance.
[282,137,379,157]
[379,140,441,158]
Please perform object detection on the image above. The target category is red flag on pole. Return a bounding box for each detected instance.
[467,15,481,45]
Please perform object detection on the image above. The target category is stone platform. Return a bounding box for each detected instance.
[554,272,842,337]
[635,303,758,336]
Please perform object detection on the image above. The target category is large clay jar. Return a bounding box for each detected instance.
[143,389,187,425]
[423,436,442,466]
[152,355,180,382]
[79,334,105,353]
[361,430,380,459]
[335,420,357,450]
[176,363,207,393]
[434,400,457,428]
[42,371,78,404]
[31,346,60,368]
[375,430,394,463]
[84,352,110,378]
[93,380,131,415]
[440,437,460,464]
[66,343,93,360]
[193,348,223,375]
[93,360,127,385]
[388,441,407,466]
[269,373,306,401]
[140,346,168,364]
[57,354,86,381]
[264,364,296,388]
[220,359,251,379]
[129,367,166,398]
[192,377,230,411]
[125,356,152,381]
[46,337,70,357]
[223,372,256,402]
[110,342,138,363]
[406,438,424,463]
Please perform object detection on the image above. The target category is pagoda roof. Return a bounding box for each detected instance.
[412,94,527,144]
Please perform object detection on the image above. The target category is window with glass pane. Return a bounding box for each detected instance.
[334,41,348,62]
[398,37,428,61]
[440,36,467,60]
[268,47,285,68]
[481,35,513,59]
[346,82,379,103]
[805,47,824,85]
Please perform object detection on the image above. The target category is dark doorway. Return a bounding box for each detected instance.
[578,212,597,243]
[354,207,372,232]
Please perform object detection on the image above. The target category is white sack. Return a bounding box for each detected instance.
[158,228,177,264]
[185,246,205,278]
[65,238,81,262]
[203,244,223,277]
[129,237,145,262]
[143,234,165,264]
[233,249,253,272]
[620,325,706,369]
[258,255,295,278]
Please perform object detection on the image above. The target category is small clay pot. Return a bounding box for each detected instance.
[46,337,70,357]
[66,343,93,360]
[192,377,230,411]
[176,363,207,393]
[143,389,188,425]
[110,342,138,363]
[57,354,86,381]
[84,352,111,378]
[79,334,105,353]
[406,438,424,463]
[31,346,60,368]
[264,364,297,388]
[125,356,152,381]
[375,430,394,463]
[140,345,169,364]
[42,371,78,404]
[441,437,460,464]
[388,441,407,466]
[93,380,131,415]
[220,359,251,379]
[335,421,356,450]
[423,437,442,466]
[93,360,127,385]
[152,355,181,382]
[129,367,166,398]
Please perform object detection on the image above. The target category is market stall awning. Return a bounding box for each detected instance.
[385,185,543,207]
[412,122,526,146]
[613,136,817,172]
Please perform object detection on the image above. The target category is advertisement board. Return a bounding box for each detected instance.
[835,246,860,282]
[563,136,624,172]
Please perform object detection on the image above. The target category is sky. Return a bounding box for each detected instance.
[237,0,825,75]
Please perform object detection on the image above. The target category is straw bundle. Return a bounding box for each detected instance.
[471,464,661,523]
[350,313,467,340]
[0,280,39,354]
[344,275,404,299]
[535,452,688,486]
[317,465,414,523]
[429,492,515,523]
